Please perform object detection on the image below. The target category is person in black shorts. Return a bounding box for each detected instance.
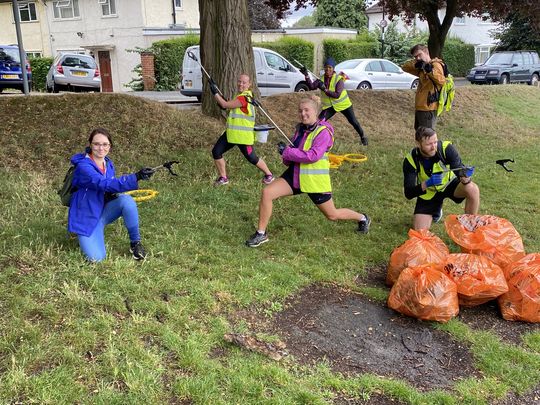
[403,126,480,230]
[245,95,370,248]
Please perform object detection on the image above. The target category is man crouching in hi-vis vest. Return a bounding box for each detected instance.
[301,57,368,146]
[210,74,274,186]
[403,126,480,230]
[245,95,371,248]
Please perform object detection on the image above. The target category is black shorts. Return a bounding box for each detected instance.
[281,166,332,205]
[414,178,465,216]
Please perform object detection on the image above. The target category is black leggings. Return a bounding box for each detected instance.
[211,132,259,165]
[319,105,364,138]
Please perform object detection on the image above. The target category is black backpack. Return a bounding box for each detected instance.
[58,165,76,207]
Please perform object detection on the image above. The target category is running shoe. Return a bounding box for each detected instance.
[245,231,269,247]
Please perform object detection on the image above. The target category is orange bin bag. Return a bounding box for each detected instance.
[442,253,508,307]
[444,214,525,269]
[388,264,459,322]
[498,253,540,322]
[386,229,449,286]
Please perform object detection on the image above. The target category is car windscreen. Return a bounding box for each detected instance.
[0,48,21,64]
[335,60,361,70]
[485,53,513,65]
[61,56,96,69]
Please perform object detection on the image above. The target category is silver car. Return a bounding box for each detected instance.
[334,58,419,90]
[46,53,101,92]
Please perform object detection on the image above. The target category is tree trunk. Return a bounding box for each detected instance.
[424,0,456,58]
[199,0,258,118]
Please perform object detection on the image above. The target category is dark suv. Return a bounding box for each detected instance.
[467,50,540,86]
[0,45,32,93]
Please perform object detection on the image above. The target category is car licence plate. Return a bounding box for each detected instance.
[1,74,19,79]
[475,75,486,79]
[72,71,87,77]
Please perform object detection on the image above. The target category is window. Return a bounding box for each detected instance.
[453,16,465,25]
[264,52,289,71]
[175,0,182,9]
[53,0,80,19]
[381,60,400,73]
[512,53,523,66]
[523,52,532,66]
[101,0,116,16]
[365,61,383,72]
[18,2,37,22]
[27,51,42,58]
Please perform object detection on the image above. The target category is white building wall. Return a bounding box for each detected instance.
[141,0,199,28]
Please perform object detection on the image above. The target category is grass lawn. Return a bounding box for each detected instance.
[0,86,539,404]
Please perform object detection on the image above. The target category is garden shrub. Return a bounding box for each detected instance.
[442,39,475,77]
[29,57,53,92]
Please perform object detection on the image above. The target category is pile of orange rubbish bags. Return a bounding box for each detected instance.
[387,214,540,323]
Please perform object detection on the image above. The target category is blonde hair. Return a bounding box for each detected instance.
[299,94,321,114]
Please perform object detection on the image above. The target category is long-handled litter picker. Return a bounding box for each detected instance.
[440,159,515,175]
[150,160,180,176]
[292,58,320,81]
[186,50,225,97]
[248,98,294,146]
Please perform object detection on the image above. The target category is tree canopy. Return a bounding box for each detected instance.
[314,0,367,31]
[248,0,281,30]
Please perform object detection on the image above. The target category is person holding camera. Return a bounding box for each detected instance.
[402,44,446,130]
[245,95,370,248]
[403,126,480,230]
[209,73,274,186]
[68,128,155,262]
[301,57,368,146]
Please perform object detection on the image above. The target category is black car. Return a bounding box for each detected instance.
[466,51,540,86]
[0,45,32,93]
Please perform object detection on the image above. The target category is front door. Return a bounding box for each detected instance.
[98,50,113,92]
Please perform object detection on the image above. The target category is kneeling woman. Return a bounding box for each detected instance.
[245,96,371,247]
[68,128,155,262]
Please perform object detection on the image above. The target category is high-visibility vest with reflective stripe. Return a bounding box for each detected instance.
[299,125,333,193]
[405,141,455,200]
[226,90,255,145]
[320,73,352,112]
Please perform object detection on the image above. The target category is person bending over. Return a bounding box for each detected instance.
[403,126,480,230]
[210,73,274,186]
[68,128,154,262]
[246,95,371,247]
[301,57,368,146]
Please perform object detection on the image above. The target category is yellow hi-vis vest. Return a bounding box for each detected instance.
[320,73,352,112]
[299,124,333,193]
[226,90,255,145]
[405,141,456,200]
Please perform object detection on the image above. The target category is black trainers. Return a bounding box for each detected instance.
[357,214,371,234]
[360,135,368,146]
[130,241,147,260]
[245,231,269,247]
[432,208,443,223]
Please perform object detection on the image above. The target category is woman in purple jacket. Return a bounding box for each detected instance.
[68,128,154,262]
[245,95,371,248]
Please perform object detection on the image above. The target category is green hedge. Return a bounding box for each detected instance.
[322,39,378,66]
[253,36,314,70]
[442,39,475,77]
[150,35,199,91]
[29,57,53,92]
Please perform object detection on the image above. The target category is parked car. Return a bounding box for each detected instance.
[466,50,540,85]
[46,53,101,93]
[181,45,310,100]
[0,45,32,93]
[333,58,419,90]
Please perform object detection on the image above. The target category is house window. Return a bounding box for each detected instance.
[101,0,116,16]
[475,45,493,64]
[27,51,42,58]
[53,0,80,19]
[175,0,182,9]
[18,2,37,22]
[453,16,465,25]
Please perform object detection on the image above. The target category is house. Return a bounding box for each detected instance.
[0,0,200,91]
[365,3,499,64]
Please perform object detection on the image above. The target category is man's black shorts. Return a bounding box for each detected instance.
[281,166,332,205]
[414,178,465,216]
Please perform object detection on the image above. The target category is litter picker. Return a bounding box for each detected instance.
[186,50,224,97]
[151,160,180,176]
[292,58,320,80]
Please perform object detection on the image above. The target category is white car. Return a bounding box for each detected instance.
[334,58,419,90]
[181,45,310,100]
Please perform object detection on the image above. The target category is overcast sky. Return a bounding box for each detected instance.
[281,2,315,27]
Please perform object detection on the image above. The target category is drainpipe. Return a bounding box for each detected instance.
[12,0,30,95]
[171,0,176,26]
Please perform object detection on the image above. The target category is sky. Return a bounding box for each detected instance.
[281,2,315,28]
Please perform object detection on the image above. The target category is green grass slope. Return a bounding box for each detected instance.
[0,86,539,404]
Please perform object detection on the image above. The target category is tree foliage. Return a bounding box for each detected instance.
[493,13,540,54]
[292,14,316,28]
[314,0,367,31]
[248,0,281,30]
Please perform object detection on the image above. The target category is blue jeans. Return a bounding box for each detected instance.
[78,194,141,262]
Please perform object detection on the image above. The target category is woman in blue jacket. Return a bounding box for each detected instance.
[68,128,154,262]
